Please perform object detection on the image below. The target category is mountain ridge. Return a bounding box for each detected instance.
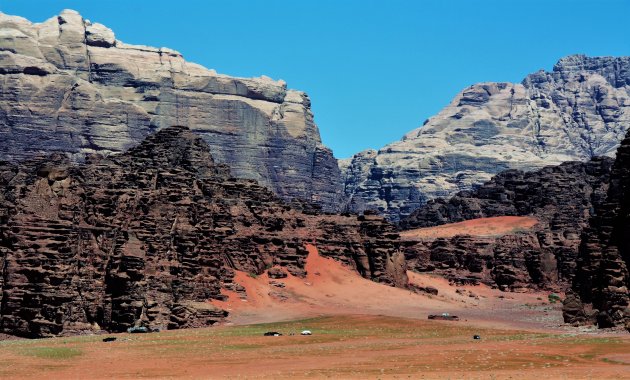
[342,54,630,221]
[0,9,344,212]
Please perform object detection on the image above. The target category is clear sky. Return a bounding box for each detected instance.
[1,0,629,158]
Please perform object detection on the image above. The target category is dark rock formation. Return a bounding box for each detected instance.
[342,55,630,222]
[401,158,613,290]
[410,284,438,296]
[402,229,556,291]
[562,291,592,326]
[0,126,403,338]
[0,10,343,211]
[568,131,630,331]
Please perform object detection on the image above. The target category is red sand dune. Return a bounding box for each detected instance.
[400,216,539,240]
[212,244,561,332]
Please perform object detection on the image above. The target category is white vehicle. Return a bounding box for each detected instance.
[300,330,312,335]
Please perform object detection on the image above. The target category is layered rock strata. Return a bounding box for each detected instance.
[0,10,343,211]
[401,158,613,290]
[566,131,630,331]
[402,228,554,291]
[342,55,630,221]
[0,126,403,338]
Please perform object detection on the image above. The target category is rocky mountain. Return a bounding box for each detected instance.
[0,126,405,338]
[342,55,630,221]
[400,158,613,290]
[0,10,343,211]
[565,130,630,332]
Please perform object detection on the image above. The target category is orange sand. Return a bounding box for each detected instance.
[212,244,564,332]
[400,216,539,240]
[2,314,629,379]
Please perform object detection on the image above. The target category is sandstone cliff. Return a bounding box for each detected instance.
[0,10,343,211]
[566,131,630,332]
[0,126,404,338]
[342,55,630,221]
[401,221,552,291]
[400,158,613,290]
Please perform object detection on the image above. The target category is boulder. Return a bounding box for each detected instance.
[267,267,288,279]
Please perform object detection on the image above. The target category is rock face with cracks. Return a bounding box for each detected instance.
[342,55,630,222]
[567,129,630,332]
[0,126,404,338]
[0,10,343,211]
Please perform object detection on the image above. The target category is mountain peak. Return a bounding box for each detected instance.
[343,54,630,221]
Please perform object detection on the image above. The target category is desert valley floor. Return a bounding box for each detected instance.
[1,7,629,380]
[1,244,628,379]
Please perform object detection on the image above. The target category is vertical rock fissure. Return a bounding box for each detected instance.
[82,20,93,82]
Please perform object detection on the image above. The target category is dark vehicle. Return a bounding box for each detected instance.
[428,312,460,321]
[263,331,282,336]
[102,337,117,342]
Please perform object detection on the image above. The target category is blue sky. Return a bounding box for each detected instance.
[1,0,629,158]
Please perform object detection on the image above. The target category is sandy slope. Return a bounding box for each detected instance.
[400,215,539,239]
[212,244,564,332]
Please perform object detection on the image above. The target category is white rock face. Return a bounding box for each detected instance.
[0,10,343,210]
[342,55,630,221]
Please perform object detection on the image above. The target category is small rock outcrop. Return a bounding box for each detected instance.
[0,126,404,338]
[402,228,550,291]
[342,55,630,221]
[562,291,592,325]
[400,158,613,290]
[568,130,630,331]
[0,10,343,211]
